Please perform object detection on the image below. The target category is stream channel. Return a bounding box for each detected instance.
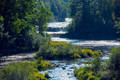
[40,18,120,80]
[1,18,120,80]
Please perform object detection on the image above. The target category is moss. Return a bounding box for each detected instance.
[33,73,48,80]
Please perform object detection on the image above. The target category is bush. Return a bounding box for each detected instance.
[81,49,94,57]
[91,56,101,72]
[105,47,120,79]
[36,57,52,71]
[74,66,101,80]
[93,51,102,57]
[33,73,48,80]
[109,47,120,71]
[45,72,50,78]
[35,41,83,60]
[0,62,48,80]
[35,41,102,60]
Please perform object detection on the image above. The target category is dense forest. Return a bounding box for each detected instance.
[42,0,70,21]
[67,0,120,40]
[0,0,52,55]
[0,0,70,56]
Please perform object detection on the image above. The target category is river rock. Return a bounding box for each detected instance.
[69,66,75,69]
[62,67,66,70]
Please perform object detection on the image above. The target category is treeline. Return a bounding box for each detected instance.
[67,0,120,40]
[0,0,52,56]
[41,0,70,21]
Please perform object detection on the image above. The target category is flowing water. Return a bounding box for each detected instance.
[39,18,120,80]
[1,18,120,79]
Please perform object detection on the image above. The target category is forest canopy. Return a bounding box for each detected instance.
[0,0,52,55]
[41,0,70,21]
[67,0,120,40]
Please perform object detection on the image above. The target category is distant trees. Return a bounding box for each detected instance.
[41,0,70,21]
[113,0,120,38]
[67,0,117,39]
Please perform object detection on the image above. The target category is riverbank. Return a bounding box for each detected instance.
[0,52,36,69]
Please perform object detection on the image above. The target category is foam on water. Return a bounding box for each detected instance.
[44,18,119,80]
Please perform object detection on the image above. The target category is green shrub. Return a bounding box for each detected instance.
[105,47,120,79]
[91,56,101,72]
[35,41,82,60]
[74,66,101,80]
[45,72,50,78]
[36,57,52,71]
[33,73,48,80]
[93,51,102,57]
[81,49,94,57]
[109,47,120,71]
[0,62,49,80]
[35,41,103,60]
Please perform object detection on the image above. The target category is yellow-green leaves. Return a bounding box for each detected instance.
[12,18,27,34]
[0,16,4,21]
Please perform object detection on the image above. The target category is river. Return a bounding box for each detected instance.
[39,18,120,80]
[0,18,120,80]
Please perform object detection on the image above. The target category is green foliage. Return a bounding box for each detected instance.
[113,0,120,38]
[33,73,48,80]
[81,49,102,57]
[32,1,52,34]
[93,51,102,57]
[81,49,94,57]
[109,47,120,71]
[0,62,39,80]
[0,61,51,80]
[41,0,70,21]
[36,57,52,71]
[91,56,101,72]
[0,0,52,55]
[74,66,101,80]
[74,47,120,80]
[74,55,102,80]
[35,41,102,60]
[67,0,117,39]
[35,41,82,60]
[45,72,50,79]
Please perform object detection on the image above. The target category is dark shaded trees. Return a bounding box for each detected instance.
[0,0,52,55]
[41,0,69,21]
[67,0,117,39]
